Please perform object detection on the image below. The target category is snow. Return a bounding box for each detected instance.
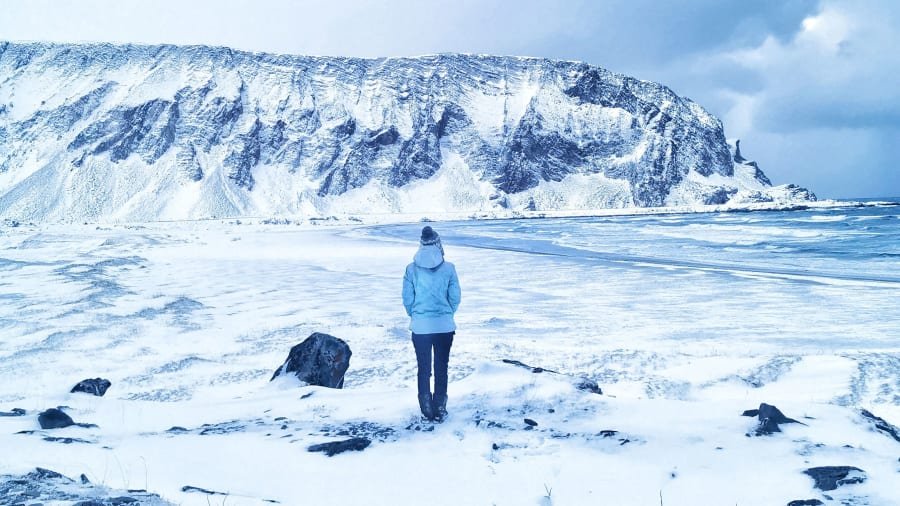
[1,205,898,505]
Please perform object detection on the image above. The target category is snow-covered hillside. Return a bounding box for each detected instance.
[0,42,813,222]
[1,205,898,505]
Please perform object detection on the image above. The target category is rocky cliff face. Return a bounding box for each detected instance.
[0,42,812,222]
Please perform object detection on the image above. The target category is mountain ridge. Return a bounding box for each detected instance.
[0,41,814,222]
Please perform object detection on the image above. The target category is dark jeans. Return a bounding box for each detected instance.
[412,332,454,398]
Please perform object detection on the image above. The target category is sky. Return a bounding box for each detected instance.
[1,0,897,198]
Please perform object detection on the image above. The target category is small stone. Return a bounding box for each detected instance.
[524,418,538,427]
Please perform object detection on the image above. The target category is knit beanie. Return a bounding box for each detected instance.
[420,226,440,246]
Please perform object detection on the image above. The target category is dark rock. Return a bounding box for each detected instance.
[524,418,538,427]
[43,436,91,444]
[803,466,866,491]
[33,467,68,480]
[745,403,804,436]
[307,437,371,456]
[733,139,747,163]
[860,409,900,443]
[166,426,189,433]
[108,497,140,504]
[597,430,618,438]
[0,407,26,416]
[182,485,227,495]
[71,378,112,396]
[38,408,74,429]
[81,474,91,484]
[197,420,246,435]
[574,378,602,395]
[787,500,823,506]
[271,332,352,388]
[501,359,556,373]
[741,409,759,417]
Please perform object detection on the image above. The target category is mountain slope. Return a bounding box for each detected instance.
[0,42,813,222]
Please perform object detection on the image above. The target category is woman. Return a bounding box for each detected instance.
[402,226,461,422]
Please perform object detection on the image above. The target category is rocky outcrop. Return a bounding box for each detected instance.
[271,332,352,388]
[860,409,900,442]
[71,378,112,397]
[0,467,172,505]
[0,42,815,222]
[802,466,866,491]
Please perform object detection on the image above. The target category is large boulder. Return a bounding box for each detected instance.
[71,378,112,397]
[271,333,352,388]
[38,408,74,429]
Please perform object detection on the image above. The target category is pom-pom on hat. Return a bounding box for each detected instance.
[420,226,440,246]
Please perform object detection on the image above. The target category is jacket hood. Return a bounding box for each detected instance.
[414,244,444,269]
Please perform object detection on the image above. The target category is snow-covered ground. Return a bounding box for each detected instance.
[1,204,899,505]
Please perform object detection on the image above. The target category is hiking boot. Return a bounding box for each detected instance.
[418,393,435,421]
[432,394,447,422]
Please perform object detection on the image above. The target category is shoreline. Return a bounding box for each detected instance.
[3,198,897,230]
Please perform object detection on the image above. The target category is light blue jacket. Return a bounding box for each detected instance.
[402,245,461,334]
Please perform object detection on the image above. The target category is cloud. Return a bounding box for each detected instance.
[726,1,900,132]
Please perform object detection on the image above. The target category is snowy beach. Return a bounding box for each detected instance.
[1,203,899,505]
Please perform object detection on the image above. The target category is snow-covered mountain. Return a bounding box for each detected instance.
[0,42,813,222]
